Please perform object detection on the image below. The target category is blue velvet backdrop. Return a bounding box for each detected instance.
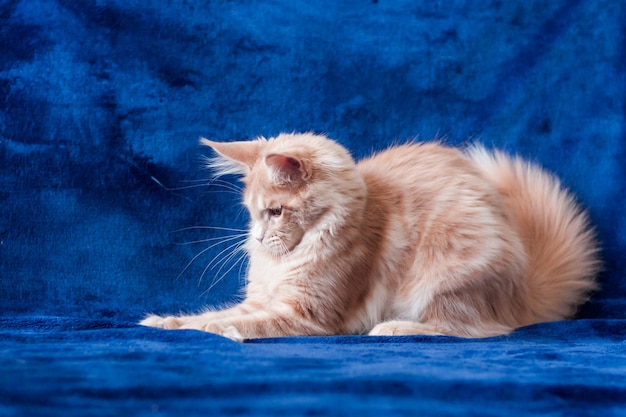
[1,0,625,415]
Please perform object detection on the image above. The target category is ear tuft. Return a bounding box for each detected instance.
[200,138,261,177]
[265,154,310,184]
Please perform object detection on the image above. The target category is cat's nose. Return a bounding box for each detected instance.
[252,224,265,243]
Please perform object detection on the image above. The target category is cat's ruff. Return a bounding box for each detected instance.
[141,133,600,341]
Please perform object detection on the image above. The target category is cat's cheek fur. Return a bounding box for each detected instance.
[283,226,306,252]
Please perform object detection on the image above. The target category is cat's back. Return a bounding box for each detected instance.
[356,142,478,192]
[355,141,508,245]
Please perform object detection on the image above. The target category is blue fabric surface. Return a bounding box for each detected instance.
[2,317,626,416]
[1,0,625,415]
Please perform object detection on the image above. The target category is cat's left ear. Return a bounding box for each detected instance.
[265,153,311,184]
[200,138,261,176]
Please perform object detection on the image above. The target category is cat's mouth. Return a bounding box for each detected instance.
[260,237,291,258]
[259,233,308,259]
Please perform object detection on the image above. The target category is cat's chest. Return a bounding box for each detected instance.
[247,256,302,302]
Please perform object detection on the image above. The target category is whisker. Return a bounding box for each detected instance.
[207,178,244,194]
[212,241,246,273]
[204,239,247,272]
[150,176,195,203]
[171,225,248,233]
[174,233,247,246]
[210,185,243,195]
[221,250,249,285]
[153,182,212,192]
[198,240,246,290]
[186,178,239,188]
[179,178,213,183]
[177,245,216,279]
[201,190,241,196]
[234,204,248,222]
[209,177,243,188]
[278,240,290,262]
[177,234,247,279]
[202,246,248,296]
[237,254,249,284]
[209,240,247,272]
[198,262,213,291]
[151,177,243,194]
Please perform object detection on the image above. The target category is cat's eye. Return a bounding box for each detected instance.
[268,207,283,217]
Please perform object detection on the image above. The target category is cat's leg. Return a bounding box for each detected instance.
[381,256,523,338]
[140,302,262,330]
[368,320,512,338]
[180,309,328,341]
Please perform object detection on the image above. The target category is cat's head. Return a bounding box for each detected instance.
[201,133,365,258]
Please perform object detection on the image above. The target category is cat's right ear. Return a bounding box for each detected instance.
[264,153,311,185]
[200,138,262,176]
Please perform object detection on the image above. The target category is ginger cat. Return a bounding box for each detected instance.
[141,133,600,341]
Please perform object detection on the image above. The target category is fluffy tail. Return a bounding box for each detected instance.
[467,146,601,324]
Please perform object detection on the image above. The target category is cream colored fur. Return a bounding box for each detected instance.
[141,133,600,341]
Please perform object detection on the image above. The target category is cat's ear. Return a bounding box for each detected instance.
[265,153,311,184]
[200,138,261,176]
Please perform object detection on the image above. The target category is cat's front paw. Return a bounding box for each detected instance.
[368,321,401,336]
[369,320,444,336]
[181,321,244,342]
[139,314,185,330]
[219,325,245,342]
